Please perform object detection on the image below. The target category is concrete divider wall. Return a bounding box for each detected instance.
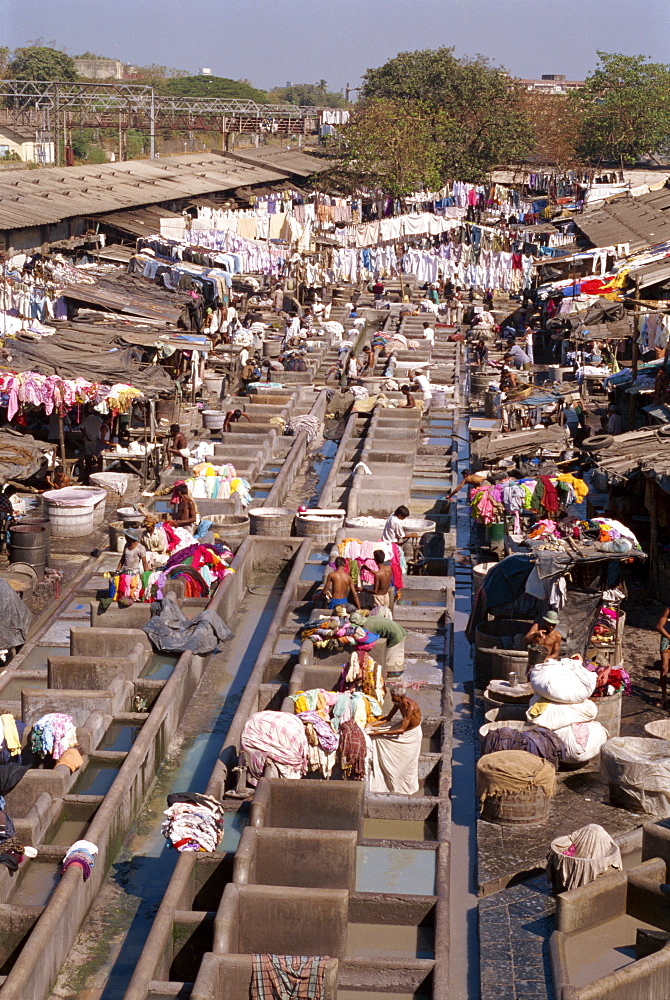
[263,388,329,509]
[347,408,419,516]
[318,411,358,509]
[122,537,313,1000]
[0,538,261,1000]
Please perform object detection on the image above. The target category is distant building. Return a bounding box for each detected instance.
[521,75,584,95]
[200,68,212,76]
[0,125,54,164]
[73,57,125,80]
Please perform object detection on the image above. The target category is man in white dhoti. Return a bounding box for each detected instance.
[367,683,422,795]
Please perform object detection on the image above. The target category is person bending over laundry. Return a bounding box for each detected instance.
[323,557,360,610]
[400,385,423,413]
[409,369,432,414]
[223,409,251,433]
[447,469,488,500]
[167,424,190,472]
[655,606,670,709]
[350,612,407,675]
[368,682,422,794]
[381,505,419,544]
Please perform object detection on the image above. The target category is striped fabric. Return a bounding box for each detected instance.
[251,954,328,1000]
[241,711,308,784]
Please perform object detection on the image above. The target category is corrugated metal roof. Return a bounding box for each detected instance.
[91,205,182,237]
[632,258,670,290]
[575,187,670,250]
[0,149,327,233]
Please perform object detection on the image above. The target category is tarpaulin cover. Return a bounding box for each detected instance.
[601,737,670,817]
[0,761,29,795]
[6,335,172,396]
[0,578,32,649]
[476,749,556,802]
[142,592,232,654]
[0,429,53,483]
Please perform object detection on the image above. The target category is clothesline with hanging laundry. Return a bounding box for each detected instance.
[0,370,144,420]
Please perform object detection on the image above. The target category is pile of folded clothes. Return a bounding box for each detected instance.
[161,792,225,852]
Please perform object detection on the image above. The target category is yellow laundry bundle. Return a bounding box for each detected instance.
[527,699,551,719]
[557,474,589,503]
[0,714,21,755]
[293,693,309,714]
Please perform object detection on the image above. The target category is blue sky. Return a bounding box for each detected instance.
[2,0,669,92]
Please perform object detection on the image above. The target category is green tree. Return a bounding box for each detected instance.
[125,128,149,158]
[8,45,77,82]
[166,75,268,103]
[70,128,91,160]
[268,82,345,108]
[332,99,440,200]
[572,52,670,164]
[360,47,533,181]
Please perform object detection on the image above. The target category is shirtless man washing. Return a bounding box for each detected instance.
[372,549,393,610]
[323,557,361,610]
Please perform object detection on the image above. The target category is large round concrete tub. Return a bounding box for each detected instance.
[249,507,294,536]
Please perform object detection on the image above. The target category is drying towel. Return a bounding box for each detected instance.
[476,750,556,802]
[251,954,329,1000]
[547,823,622,891]
[368,724,422,795]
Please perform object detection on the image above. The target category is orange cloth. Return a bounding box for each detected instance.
[57,747,84,773]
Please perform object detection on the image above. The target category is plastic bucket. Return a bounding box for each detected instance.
[204,374,225,397]
[8,524,47,579]
[486,522,505,543]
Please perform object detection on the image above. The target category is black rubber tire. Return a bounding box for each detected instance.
[581,434,614,452]
[658,425,670,438]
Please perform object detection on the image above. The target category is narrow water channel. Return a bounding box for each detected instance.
[449,414,481,1000]
[51,575,284,1000]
